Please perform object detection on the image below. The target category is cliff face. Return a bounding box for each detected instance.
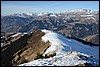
[1,30,50,66]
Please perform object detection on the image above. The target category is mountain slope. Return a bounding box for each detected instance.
[19,29,99,66]
[83,34,99,44]
[1,30,51,66]
[1,9,99,42]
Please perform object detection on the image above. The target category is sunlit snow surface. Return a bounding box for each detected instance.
[19,51,89,66]
[19,51,98,66]
[41,29,99,63]
[19,29,99,66]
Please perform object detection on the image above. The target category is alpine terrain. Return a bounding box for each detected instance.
[1,9,99,66]
[1,9,99,44]
[1,29,99,66]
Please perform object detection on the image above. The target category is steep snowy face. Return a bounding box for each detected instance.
[41,30,70,55]
[41,29,99,63]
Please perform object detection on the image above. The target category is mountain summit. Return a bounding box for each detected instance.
[18,29,99,66]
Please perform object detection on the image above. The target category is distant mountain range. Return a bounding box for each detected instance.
[1,9,99,44]
[2,9,98,18]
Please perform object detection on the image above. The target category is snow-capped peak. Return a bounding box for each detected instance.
[26,12,34,16]
[10,13,21,16]
[62,8,95,14]
[26,12,37,16]
[10,12,37,18]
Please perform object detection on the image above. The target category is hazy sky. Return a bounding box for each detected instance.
[1,1,99,16]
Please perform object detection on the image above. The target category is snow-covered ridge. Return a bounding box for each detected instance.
[41,29,99,63]
[41,29,70,55]
[19,29,99,66]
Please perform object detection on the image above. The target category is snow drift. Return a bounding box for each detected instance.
[19,29,99,66]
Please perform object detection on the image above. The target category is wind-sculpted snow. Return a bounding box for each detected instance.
[19,29,99,66]
[41,29,99,63]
